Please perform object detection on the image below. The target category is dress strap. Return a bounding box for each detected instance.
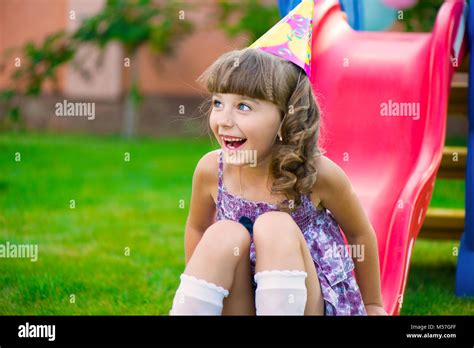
[218,149,224,189]
[215,150,225,211]
[303,192,325,213]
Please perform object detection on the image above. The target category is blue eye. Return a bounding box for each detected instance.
[238,103,251,111]
[212,100,222,108]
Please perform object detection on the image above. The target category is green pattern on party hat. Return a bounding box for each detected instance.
[249,0,313,77]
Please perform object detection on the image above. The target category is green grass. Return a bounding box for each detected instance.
[0,131,214,315]
[0,131,472,315]
[401,239,474,315]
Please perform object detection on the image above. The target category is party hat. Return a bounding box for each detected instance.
[249,0,313,77]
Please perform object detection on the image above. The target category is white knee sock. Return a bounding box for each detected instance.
[254,270,308,315]
[169,273,230,315]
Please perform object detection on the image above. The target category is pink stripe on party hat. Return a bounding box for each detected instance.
[249,0,314,77]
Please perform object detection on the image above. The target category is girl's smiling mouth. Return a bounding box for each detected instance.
[220,135,247,150]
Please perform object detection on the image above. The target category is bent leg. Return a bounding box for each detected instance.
[184,219,251,289]
[170,219,251,315]
[222,247,256,315]
[253,211,324,315]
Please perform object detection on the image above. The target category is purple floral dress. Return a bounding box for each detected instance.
[215,150,367,315]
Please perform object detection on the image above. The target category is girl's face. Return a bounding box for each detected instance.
[210,93,282,166]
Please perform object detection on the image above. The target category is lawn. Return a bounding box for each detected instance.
[0,131,473,315]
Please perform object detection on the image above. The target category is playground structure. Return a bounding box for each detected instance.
[272,0,472,315]
[455,0,474,299]
[303,0,469,314]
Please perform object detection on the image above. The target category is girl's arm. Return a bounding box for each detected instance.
[184,151,218,265]
[313,156,387,315]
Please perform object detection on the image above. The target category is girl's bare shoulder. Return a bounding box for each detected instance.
[310,154,342,209]
[193,149,220,202]
[311,154,353,204]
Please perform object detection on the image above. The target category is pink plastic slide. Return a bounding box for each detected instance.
[310,0,466,315]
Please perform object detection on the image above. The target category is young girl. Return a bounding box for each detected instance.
[169,47,387,316]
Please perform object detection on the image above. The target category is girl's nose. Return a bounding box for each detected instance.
[217,110,234,128]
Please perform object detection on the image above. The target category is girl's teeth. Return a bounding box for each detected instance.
[223,137,246,149]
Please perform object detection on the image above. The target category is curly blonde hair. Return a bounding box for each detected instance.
[196,47,325,212]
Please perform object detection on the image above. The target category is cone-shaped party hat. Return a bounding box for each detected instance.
[249,0,313,77]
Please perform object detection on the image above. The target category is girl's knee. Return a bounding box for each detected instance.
[253,211,300,247]
[254,211,294,229]
[202,219,251,253]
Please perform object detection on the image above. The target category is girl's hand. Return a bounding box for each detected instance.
[365,304,388,316]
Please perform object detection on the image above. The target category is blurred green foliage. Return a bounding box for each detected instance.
[400,0,447,32]
[0,0,193,133]
[73,0,192,56]
[217,0,280,43]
